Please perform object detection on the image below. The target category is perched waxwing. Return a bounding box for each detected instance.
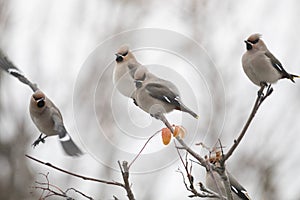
[133,68,198,119]
[30,90,82,156]
[113,45,148,102]
[242,33,299,86]
[206,170,251,200]
[205,149,251,200]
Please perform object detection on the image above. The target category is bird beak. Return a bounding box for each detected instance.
[115,53,124,62]
[115,53,124,63]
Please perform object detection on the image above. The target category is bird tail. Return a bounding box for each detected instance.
[178,104,199,119]
[59,134,83,157]
[287,73,300,83]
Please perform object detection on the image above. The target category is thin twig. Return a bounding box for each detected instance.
[128,129,161,169]
[33,173,94,200]
[118,161,135,200]
[33,173,70,199]
[198,182,225,199]
[176,137,207,167]
[65,188,94,200]
[175,145,223,199]
[223,84,271,161]
[159,113,207,166]
[176,169,221,198]
[26,155,124,187]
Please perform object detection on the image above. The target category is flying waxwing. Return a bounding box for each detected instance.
[30,90,82,156]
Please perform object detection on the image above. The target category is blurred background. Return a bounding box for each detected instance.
[0,0,300,199]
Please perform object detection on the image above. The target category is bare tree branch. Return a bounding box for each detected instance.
[223,84,272,162]
[26,155,137,200]
[175,137,207,167]
[33,172,93,200]
[26,154,124,187]
[128,129,161,169]
[65,188,94,200]
[158,113,230,199]
[118,161,135,200]
[175,149,222,199]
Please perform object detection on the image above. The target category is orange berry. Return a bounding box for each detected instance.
[161,128,172,145]
[173,126,186,139]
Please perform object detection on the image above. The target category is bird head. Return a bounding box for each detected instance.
[133,68,147,88]
[244,33,267,51]
[32,90,46,108]
[115,45,135,63]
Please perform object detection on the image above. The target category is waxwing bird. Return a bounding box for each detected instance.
[113,45,148,102]
[134,68,199,120]
[206,170,251,200]
[242,33,299,87]
[205,150,251,200]
[30,90,82,156]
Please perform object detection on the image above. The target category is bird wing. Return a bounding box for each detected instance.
[228,173,251,200]
[50,107,82,156]
[0,50,38,91]
[265,51,290,78]
[145,83,181,108]
[50,106,68,139]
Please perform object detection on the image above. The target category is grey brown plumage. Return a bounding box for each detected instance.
[242,33,299,86]
[113,45,148,99]
[134,68,198,119]
[30,90,82,156]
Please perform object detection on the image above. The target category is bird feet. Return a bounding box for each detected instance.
[150,113,174,132]
[266,84,273,96]
[258,82,273,103]
[32,134,47,148]
[257,82,267,97]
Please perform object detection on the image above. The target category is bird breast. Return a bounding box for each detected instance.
[242,51,281,85]
[30,107,57,136]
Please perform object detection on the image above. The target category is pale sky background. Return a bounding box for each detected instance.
[0,0,300,200]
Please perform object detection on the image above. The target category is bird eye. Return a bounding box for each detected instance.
[252,39,259,44]
[122,51,128,56]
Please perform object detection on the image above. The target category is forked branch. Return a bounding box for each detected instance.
[26,155,135,200]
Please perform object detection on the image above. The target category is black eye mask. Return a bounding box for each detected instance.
[116,55,123,62]
[251,39,259,44]
[246,42,252,50]
[122,51,128,56]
